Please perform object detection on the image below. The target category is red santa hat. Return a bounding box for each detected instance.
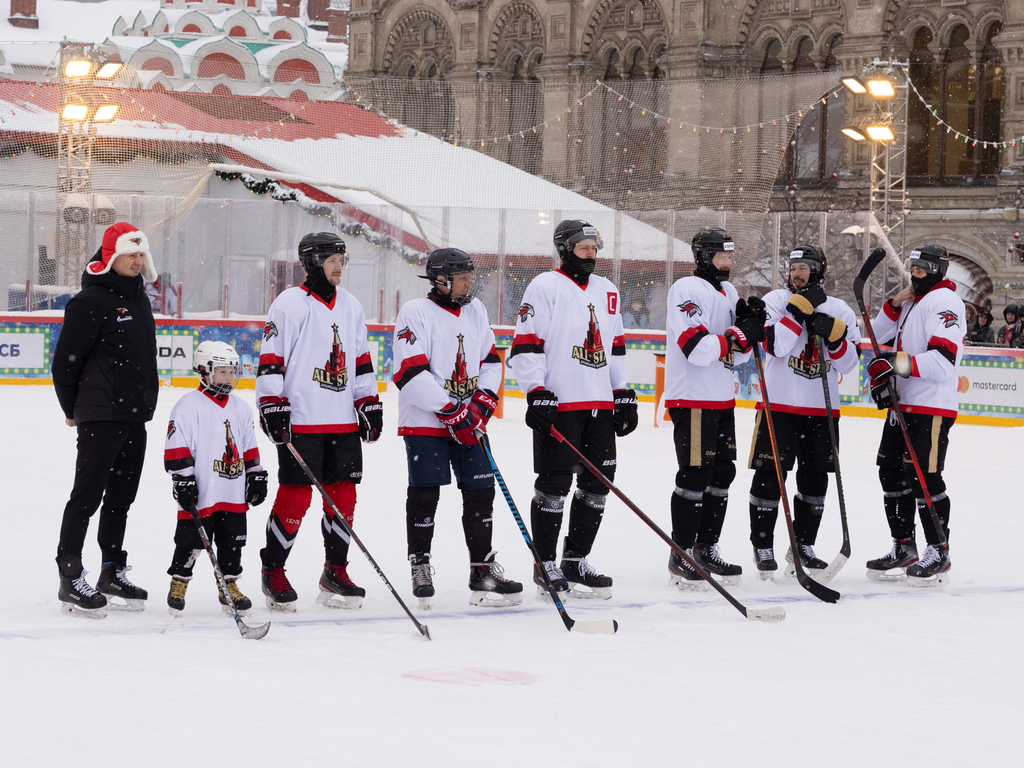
[87,222,157,281]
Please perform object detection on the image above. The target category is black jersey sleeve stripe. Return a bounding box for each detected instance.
[482,351,501,364]
[394,361,430,390]
[164,457,195,472]
[927,343,957,367]
[257,363,285,377]
[355,362,375,376]
[765,325,777,357]
[681,329,709,358]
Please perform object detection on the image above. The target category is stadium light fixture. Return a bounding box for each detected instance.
[841,126,867,142]
[93,104,119,122]
[841,77,867,94]
[96,62,124,80]
[866,79,896,98]
[61,103,89,121]
[64,60,92,78]
[866,124,896,142]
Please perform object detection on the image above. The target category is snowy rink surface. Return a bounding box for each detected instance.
[2,385,1021,766]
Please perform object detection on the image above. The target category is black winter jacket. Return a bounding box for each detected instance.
[52,269,158,423]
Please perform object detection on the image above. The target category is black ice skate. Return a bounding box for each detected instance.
[261,566,298,612]
[694,543,743,586]
[533,560,569,601]
[97,562,148,612]
[409,553,435,610]
[167,576,190,616]
[754,547,778,581]
[784,545,828,578]
[316,563,365,609]
[468,551,523,608]
[58,570,108,618]
[560,545,613,599]
[218,578,252,616]
[906,544,950,587]
[866,538,919,582]
[668,549,709,592]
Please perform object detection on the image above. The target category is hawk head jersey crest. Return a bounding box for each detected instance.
[312,323,348,392]
[444,333,479,400]
[518,303,535,323]
[938,310,960,329]
[263,320,278,341]
[115,307,133,322]
[397,326,417,345]
[213,419,244,479]
[166,420,176,440]
[572,304,607,369]
[678,301,703,318]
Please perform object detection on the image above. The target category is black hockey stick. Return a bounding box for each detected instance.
[853,251,948,550]
[186,502,271,640]
[548,426,786,622]
[474,430,618,635]
[286,442,431,640]
[752,346,841,603]
[813,335,851,585]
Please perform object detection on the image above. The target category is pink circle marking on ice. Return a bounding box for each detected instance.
[402,668,541,686]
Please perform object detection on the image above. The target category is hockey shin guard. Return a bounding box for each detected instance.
[697,462,735,545]
[749,468,781,549]
[879,467,916,541]
[322,481,356,566]
[530,489,567,563]
[461,486,495,564]
[911,473,950,546]
[793,469,828,545]
[406,485,440,556]
[261,484,312,569]
[565,488,607,557]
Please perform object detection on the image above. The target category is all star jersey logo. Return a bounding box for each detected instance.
[312,324,348,391]
[213,419,244,479]
[937,310,960,329]
[573,304,607,369]
[788,338,831,380]
[444,333,479,400]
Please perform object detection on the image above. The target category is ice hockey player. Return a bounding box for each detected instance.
[866,245,965,585]
[392,248,523,609]
[663,228,765,590]
[509,219,637,600]
[52,222,159,617]
[256,232,383,610]
[164,341,268,616]
[747,245,860,579]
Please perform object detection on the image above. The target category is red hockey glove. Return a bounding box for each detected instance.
[436,402,480,445]
[468,388,499,431]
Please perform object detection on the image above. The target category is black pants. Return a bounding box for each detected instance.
[56,420,147,576]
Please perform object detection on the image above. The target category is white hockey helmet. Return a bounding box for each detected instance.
[194,340,241,395]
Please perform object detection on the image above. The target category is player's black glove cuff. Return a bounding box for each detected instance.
[171,474,199,511]
[245,470,269,506]
[612,388,638,437]
[525,389,558,431]
[258,398,292,445]
[808,312,848,350]
[356,397,383,443]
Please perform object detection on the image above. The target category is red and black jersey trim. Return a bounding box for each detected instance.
[164,447,195,472]
[257,353,286,377]
[764,325,777,356]
[612,334,626,357]
[509,334,544,359]
[677,325,709,358]
[482,345,501,365]
[355,351,374,377]
[927,336,959,367]
[394,353,430,390]
[243,447,260,470]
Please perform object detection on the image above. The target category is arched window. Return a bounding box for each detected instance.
[212,84,233,95]
[289,89,308,101]
[197,52,245,80]
[141,57,175,76]
[792,37,816,72]
[182,23,202,33]
[273,30,292,40]
[761,39,784,73]
[627,2,643,28]
[229,26,247,38]
[273,58,320,84]
[604,48,621,80]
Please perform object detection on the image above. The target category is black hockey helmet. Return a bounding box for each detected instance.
[553,219,604,260]
[691,228,735,269]
[906,244,949,277]
[421,247,479,307]
[298,232,347,278]
[788,244,827,284]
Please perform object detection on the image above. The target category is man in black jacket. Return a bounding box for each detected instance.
[52,222,159,616]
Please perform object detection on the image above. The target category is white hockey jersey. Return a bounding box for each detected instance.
[664,276,750,408]
[164,388,263,519]
[873,279,965,419]
[759,289,861,417]
[392,296,502,437]
[509,270,627,409]
[256,286,377,432]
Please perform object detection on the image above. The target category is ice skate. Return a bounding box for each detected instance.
[906,544,950,587]
[784,545,827,578]
[668,549,709,592]
[218,577,252,617]
[754,547,778,581]
[96,562,148,612]
[167,576,190,616]
[560,545,613,599]
[866,538,918,582]
[694,543,742,586]
[316,563,365,609]
[261,566,298,612]
[533,560,569,602]
[469,551,523,607]
[410,553,435,610]
[58,570,108,618]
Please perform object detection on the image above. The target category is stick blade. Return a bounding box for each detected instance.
[420,624,432,641]
[814,553,849,586]
[746,606,786,623]
[238,619,271,640]
[570,619,619,635]
[798,571,841,603]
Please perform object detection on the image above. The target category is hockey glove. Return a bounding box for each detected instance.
[436,402,480,445]
[258,397,292,445]
[725,315,766,353]
[171,473,198,511]
[355,397,384,443]
[867,352,912,410]
[612,388,639,437]
[808,312,848,350]
[525,389,558,431]
[736,296,768,325]
[245,470,269,506]
[468,388,499,430]
[786,283,827,323]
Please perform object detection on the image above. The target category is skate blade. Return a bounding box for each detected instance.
[102,596,146,612]
[315,590,363,610]
[168,606,184,618]
[710,574,742,587]
[784,563,823,580]
[417,597,432,611]
[757,570,777,582]
[265,596,297,612]
[907,570,950,588]
[669,574,710,592]
[865,568,908,583]
[566,583,612,600]
[221,604,251,618]
[469,590,524,608]
[535,584,570,603]
[60,602,106,619]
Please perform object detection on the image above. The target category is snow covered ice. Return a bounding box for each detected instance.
[2,385,1020,765]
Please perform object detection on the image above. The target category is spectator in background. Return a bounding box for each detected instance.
[997,305,1022,347]
[146,272,178,316]
[622,297,651,329]
[964,304,977,327]
[966,310,995,345]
